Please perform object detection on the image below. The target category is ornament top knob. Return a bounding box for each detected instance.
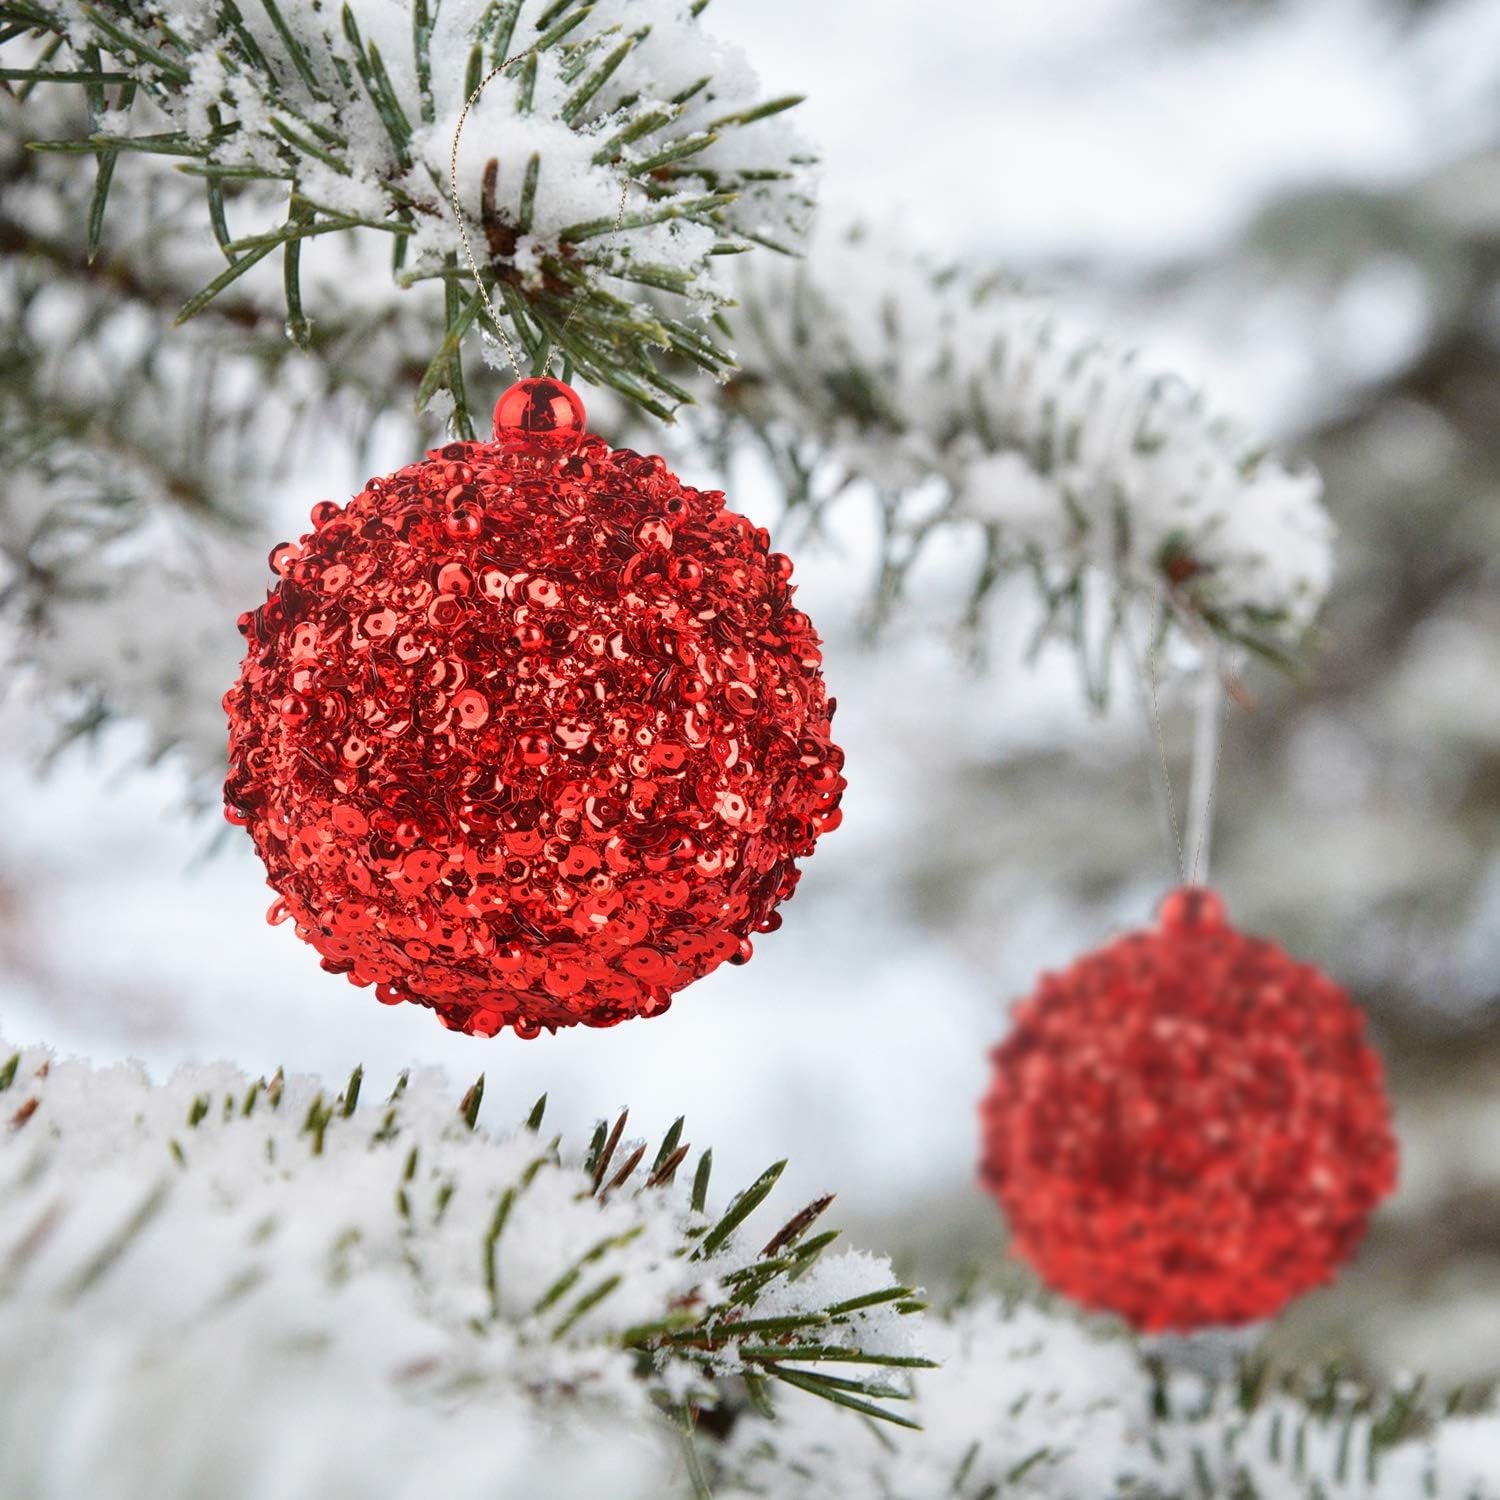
[493,377,586,452]
[1157,884,1226,933]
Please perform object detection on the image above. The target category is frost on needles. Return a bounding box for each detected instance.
[3,1038,1496,1500]
[0,1035,927,1500]
[10,0,815,423]
[727,230,1335,692]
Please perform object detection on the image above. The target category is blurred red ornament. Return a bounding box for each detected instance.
[978,887,1397,1331]
[224,378,843,1037]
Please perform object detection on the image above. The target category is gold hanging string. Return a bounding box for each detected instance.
[449,51,629,382]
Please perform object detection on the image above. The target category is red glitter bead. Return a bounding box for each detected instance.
[224,380,843,1037]
[978,887,1398,1331]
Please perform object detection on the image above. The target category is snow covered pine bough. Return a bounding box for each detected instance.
[1,1,1498,1498]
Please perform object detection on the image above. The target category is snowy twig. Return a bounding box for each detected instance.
[720,1298,1500,1500]
[719,229,1335,688]
[1,0,816,426]
[0,1032,927,1499]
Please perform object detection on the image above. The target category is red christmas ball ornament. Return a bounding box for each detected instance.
[979,887,1397,1331]
[223,378,844,1037]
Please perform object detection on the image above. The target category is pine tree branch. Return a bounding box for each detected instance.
[0,1031,930,1475]
[2,0,816,421]
[717,232,1334,686]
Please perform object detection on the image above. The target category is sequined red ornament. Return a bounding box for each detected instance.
[979,887,1397,1331]
[223,378,843,1037]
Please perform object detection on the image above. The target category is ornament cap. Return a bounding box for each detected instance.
[493,377,586,452]
[1157,884,1226,933]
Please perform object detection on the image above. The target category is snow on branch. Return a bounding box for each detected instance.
[0,95,327,769]
[723,230,1335,692]
[6,1028,1492,1499]
[5,0,816,424]
[0,1034,926,1500]
[721,1299,1500,1499]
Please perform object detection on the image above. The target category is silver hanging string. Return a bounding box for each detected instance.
[1124,603,1185,884]
[1125,602,1229,889]
[1184,645,1224,887]
[449,52,629,382]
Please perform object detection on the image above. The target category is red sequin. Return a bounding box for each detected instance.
[224,381,843,1036]
[978,887,1398,1331]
